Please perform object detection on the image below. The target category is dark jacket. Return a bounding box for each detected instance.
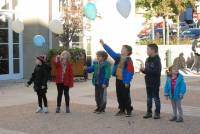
[27,64,48,92]
[143,55,161,87]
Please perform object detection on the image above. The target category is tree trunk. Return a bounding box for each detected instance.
[166,15,170,45]
[151,17,155,40]
[177,15,180,45]
[163,16,166,45]
[64,39,70,49]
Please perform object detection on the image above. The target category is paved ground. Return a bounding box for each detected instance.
[0,74,200,134]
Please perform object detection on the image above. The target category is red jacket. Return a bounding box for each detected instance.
[54,58,74,88]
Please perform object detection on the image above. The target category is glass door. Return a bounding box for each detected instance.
[0,12,23,80]
[0,13,9,76]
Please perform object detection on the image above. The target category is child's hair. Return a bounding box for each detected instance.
[123,45,132,56]
[166,65,179,77]
[147,43,158,53]
[61,50,71,61]
[96,50,108,60]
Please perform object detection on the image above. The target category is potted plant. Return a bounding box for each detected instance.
[48,47,86,80]
[68,48,86,77]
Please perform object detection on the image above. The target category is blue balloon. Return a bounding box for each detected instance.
[84,2,97,20]
[33,35,45,47]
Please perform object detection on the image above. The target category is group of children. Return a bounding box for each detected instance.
[27,39,187,123]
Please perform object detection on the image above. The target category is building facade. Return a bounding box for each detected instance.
[0,0,91,80]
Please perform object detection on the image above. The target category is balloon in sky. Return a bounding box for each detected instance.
[84,2,97,20]
[116,0,131,19]
[12,19,24,33]
[33,35,45,47]
[49,20,64,34]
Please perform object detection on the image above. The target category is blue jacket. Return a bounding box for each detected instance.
[164,74,187,100]
[87,61,111,86]
[103,44,134,85]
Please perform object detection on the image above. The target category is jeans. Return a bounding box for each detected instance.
[95,85,107,110]
[146,86,161,114]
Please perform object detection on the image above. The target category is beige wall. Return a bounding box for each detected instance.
[23,23,50,78]
[19,0,51,78]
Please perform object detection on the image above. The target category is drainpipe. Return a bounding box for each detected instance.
[49,0,53,49]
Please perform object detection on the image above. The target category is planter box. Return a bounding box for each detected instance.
[50,56,86,80]
[71,59,85,77]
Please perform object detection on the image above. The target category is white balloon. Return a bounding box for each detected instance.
[12,19,24,33]
[49,20,64,34]
[116,0,131,19]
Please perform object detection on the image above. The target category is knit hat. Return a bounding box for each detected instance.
[36,55,45,63]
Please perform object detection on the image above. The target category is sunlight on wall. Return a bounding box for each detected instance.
[90,0,145,59]
[16,0,49,26]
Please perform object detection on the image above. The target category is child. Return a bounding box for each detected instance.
[140,44,162,119]
[54,50,74,113]
[164,65,186,122]
[100,39,134,117]
[27,55,48,113]
[86,50,111,114]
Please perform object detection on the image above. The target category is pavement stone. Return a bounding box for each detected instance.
[0,74,200,134]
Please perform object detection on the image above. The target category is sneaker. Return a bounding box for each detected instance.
[126,111,132,117]
[56,107,60,113]
[66,107,70,113]
[153,113,160,119]
[43,107,48,113]
[169,116,177,121]
[143,113,152,119]
[96,109,105,114]
[35,107,42,113]
[176,117,184,123]
[93,108,100,113]
[115,110,126,116]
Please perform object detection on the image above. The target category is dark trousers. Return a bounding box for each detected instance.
[95,85,107,111]
[146,86,161,114]
[37,90,48,108]
[56,83,70,107]
[116,79,133,112]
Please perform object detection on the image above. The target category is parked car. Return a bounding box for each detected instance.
[137,28,164,40]
[171,22,190,32]
[179,22,190,31]
[181,28,200,40]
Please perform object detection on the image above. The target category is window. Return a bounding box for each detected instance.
[0,17,9,74]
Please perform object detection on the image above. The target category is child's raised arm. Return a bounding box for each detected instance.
[100,39,120,60]
[54,55,61,64]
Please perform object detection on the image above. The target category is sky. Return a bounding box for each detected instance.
[90,0,145,54]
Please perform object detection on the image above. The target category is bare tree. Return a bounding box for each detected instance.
[59,0,83,49]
